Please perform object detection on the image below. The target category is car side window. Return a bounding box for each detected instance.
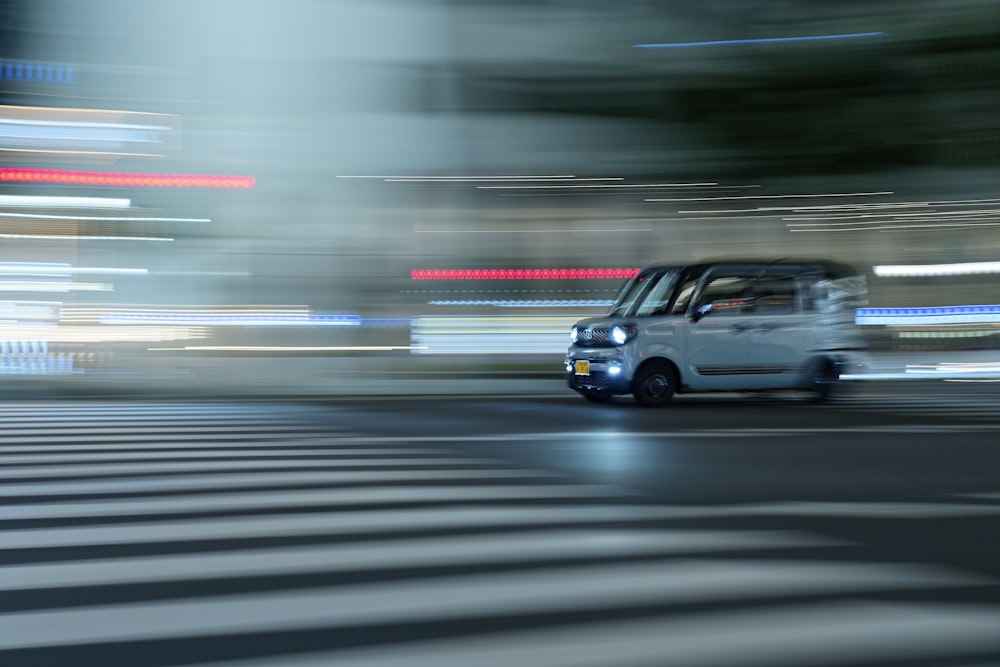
[670,277,700,314]
[749,276,800,314]
[634,272,679,317]
[696,274,754,316]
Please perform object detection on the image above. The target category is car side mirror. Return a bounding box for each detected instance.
[691,302,713,323]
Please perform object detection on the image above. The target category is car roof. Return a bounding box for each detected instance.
[641,258,862,279]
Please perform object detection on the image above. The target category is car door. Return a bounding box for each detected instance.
[744,273,811,387]
[682,271,754,390]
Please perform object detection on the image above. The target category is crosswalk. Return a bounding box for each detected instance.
[1,402,999,667]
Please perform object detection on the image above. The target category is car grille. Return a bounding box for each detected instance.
[569,370,614,390]
[574,327,611,347]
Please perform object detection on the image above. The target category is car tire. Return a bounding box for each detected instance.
[806,358,839,404]
[632,361,676,407]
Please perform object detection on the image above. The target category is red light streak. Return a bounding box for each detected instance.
[411,268,640,281]
[0,168,255,189]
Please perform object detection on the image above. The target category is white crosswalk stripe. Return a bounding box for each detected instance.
[1,401,998,667]
[191,603,1000,667]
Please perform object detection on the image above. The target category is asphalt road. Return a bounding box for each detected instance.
[1,382,999,666]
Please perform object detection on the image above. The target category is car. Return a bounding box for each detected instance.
[565,258,869,406]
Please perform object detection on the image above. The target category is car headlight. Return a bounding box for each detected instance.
[570,326,579,343]
[610,324,638,345]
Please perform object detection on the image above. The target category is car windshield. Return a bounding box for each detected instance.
[608,268,679,317]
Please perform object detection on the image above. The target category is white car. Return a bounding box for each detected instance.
[566,259,868,406]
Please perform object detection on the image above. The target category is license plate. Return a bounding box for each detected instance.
[574,360,590,376]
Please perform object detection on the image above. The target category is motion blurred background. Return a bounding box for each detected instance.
[2,0,1000,394]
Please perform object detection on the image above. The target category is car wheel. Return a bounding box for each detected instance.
[806,359,839,404]
[632,361,676,407]
[581,390,614,404]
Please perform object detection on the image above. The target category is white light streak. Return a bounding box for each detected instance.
[68,267,148,275]
[390,177,623,183]
[336,174,578,180]
[789,222,1000,232]
[412,316,579,355]
[151,271,250,276]
[0,281,112,292]
[0,264,147,276]
[0,212,209,222]
[0,325,206,342]
[762,202,930,213]
[102,314,358,326]
[0,195,130,209]
[646,191,893,202]
[874,261,1000,277]
[414,228,651,234]
[429,299,614,308]
[907,362,1000,375]
[786,208,1000,221]
[149,346,427,352]
[483,182,717,190]
[0,234,173,242]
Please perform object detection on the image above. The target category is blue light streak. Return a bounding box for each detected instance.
[856,305,1000,326]
[0,60,73,83]
[635,32,885,49]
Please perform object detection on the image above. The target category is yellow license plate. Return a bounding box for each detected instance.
[574,360,590,376]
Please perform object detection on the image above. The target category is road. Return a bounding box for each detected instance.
[1,382,999,666]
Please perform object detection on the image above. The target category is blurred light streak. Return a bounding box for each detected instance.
[414,228,651,234]
[428,300,614,308]
[907,362,1000,374]
[784,200,1000,219]
[62,307,372,328]
[0,263,69,277]
[0,195,130,208]
[0,168,254,189]
[0,281,111,292]
[767,205,932,214]
[391,177,623,183]
[634,215,778,222]
[0,120,169,142]
[786,208,1000,221]
[152,271,250,277]
[856,306,1000,326]
[336,174,578,180]
[149,346,426,352]
[100,314,360,326]
[0,105,179,156]
[647,191,892,202]
[787,216,1000,226]
[71,267,147,275]
[0,212,209,223]
[412,316,583,355]
[944,378,1000,383]
[790,222,1000,233]
[0,300,61,320]
[479,182,717,190]
[682,204,931,216]
[61,306,314,324]
[404,289,617,294]
[0,233,173,242]
[874,262,1000,277]
[896,330,995,339]
[0,263,147,276]
[0,60,72,83]
[411,268,640,281]
[0,326,205,342]
[677,208,789,215]
[634,32,885,48]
